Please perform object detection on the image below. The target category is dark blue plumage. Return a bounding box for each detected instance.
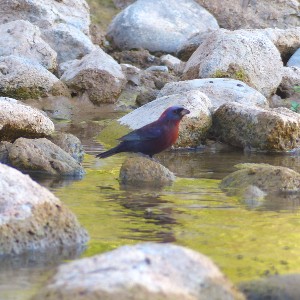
[96,106,190,158]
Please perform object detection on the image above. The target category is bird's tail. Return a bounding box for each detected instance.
[96,145,122,159]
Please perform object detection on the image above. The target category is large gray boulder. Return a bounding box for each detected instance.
[0,163,88,256]
[120,157,175,187]
[0,0,90,34]
[119,90,212,148]
[183,30,283,97]
[196,0,300,30]
[34,243,244,300]
[107,0,219,53]
[42,23,95,64]
[60,47,126,104]
[183,29,283,98]
[0,55,69,100]
[158,78,268,111]
[0,97,54,141]
[212,103,300,151]
[0,20,57,71]
[8,138,85,177]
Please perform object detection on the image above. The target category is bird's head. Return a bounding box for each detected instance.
[159,106,190,122]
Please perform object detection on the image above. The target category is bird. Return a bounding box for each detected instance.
[96,105,190,159]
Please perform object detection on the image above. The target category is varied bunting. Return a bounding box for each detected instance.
[96,106,190,158]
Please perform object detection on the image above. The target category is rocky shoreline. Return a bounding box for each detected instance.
[1,0,300,299]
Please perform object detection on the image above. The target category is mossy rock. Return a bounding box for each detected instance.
[213,64,251,86]
[220,163,300,195]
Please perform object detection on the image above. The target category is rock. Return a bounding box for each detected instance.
[34,243,244,300]
[183,29,283,98]
[0,163,88,256]
[146,66,169,73]
[8,138,85,177]
[0,141,12,164]
[0,55,69,100]
[258,27,300,62]
[220,163,300,196]
[107,0,219,53]
[287,48,300,67]
[0,0,90,34]
[158,78,268,111]
[239,274,300,300]
[120,157,175,187]
[136,88,159,106]
[49,133,84,163]
[112,0,134,9]
[119,90,212,148]
[196,0,300,30]
[0,97,54,141]
[0,20,57,71]
[212,102,300,151]
[278,67,300,98]
[60,47,126,104]
[112,49,160,69]
[42,23,95,64]
[160,54,185,74]
[177,31,216,61]
[121,63,141,86]
[89,23,107,49]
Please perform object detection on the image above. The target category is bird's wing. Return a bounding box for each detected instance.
[118,124,162,142]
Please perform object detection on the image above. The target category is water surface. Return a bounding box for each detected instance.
[2,105,300,299]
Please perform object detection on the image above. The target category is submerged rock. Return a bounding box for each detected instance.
[0,163,88,256]
[107,0,219,53]
[0,20,57,71]
[0,55,69,100]
[239,273,300,300]
[8,138,85,177]
[0,97,54,141]
[212,103,300,151]
[183,29,283,98]
[60,47,126,104]
[220,163,300,195]
[119,90,212,148]
[158,78,268,111]
[34,243,244,300]
[119,157,175,187]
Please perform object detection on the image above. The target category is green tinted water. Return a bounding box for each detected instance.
[53,151,300,284]
[2,112,300,299]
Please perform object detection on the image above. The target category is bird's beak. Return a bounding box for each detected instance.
[180,108,190,116]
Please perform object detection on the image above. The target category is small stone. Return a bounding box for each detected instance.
[119,157,175,187]
[60,47,126,104]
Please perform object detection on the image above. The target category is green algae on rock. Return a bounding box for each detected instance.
[220,163,300,195]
